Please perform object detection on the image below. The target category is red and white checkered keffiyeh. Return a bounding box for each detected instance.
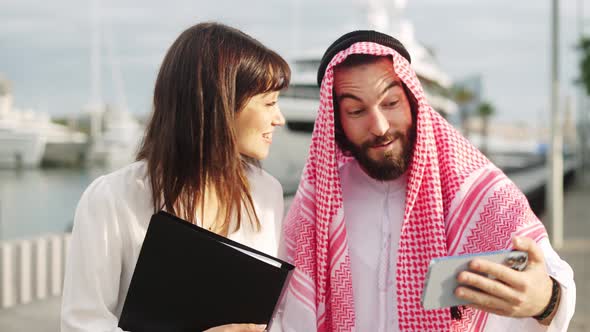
[281,42,548,331]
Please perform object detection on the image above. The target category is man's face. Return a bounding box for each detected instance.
[333,57,414,181]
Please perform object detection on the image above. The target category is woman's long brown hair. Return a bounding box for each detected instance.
[137,22,290,234]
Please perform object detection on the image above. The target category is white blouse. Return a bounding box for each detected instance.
[61,161,284,332]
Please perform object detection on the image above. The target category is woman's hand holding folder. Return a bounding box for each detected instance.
[204,323,267,332]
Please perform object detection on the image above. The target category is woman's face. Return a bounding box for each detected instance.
[234,91,285,160]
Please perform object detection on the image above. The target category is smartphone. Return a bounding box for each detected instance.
[420,250,528,310]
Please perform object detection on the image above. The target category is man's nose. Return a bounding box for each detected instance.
[368,109,389,137]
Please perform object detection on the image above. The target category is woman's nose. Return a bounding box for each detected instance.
[273,107,286,127]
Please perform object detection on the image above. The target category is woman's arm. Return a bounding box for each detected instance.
[61,176,128,332]
[275,181,285,259]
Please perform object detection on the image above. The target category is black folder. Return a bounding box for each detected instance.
[118,211,295,332]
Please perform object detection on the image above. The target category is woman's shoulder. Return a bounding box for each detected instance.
[244,166,284,254]
[81,161,151,206]
[245,166,284,217]
[246,165,283,196]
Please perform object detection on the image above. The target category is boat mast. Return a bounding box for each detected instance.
[88,0,103,141]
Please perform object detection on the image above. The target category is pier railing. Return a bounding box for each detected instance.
[0,234,70,308]
[0,156,580,309]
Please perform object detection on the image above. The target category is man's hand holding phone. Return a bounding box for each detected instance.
[454,236,556,324]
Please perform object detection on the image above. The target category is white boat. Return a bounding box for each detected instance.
[84,0,144,170]
[0,78,46,168]
[86,106,143,169]
[279,0,457,128]
[0,75,90,168]
[0,124,46,169]
[41,120,89,167]
[262,1,458,189]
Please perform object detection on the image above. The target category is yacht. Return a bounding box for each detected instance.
[279,0,457,130]
[0,75,90,168]
[86,105,144,169]
[262,1,458,191]
[83,0,145,170]
[41,120,89,167]
[0,78,46,168]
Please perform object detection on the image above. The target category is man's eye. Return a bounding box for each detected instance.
[385,100,399,107]
[348,110,363,116]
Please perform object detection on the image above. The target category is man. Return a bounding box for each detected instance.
[280,30,575,331]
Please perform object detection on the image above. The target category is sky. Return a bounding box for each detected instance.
[0,0,585,125]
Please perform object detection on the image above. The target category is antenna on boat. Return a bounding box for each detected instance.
[87,0,104,141]
[290,0,301,61]
[104,22,128,113]
[89,0,102,109]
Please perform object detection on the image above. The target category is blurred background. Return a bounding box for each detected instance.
[0,0,589,331]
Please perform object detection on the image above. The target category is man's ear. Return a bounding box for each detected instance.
[402,83,418,123]
[332,97,354,157]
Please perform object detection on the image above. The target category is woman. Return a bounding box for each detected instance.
[61,22,290,332]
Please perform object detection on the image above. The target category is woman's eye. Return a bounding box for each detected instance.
[266,101,278,107]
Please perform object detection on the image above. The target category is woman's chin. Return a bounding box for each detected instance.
[241,149,269,161]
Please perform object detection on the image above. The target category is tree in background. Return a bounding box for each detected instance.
[452,86,474,137]
[477,101,495,156]
[577,36,590,166]
[578,37,590,95]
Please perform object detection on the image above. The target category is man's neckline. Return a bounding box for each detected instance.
[349,159,408,194]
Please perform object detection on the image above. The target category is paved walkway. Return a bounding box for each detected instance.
[548,168,590,331]
[0,297,60,332]
[1,169,589,331]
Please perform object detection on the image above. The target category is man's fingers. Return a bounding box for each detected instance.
[457,271,523,305]
[512,236,545,265]
[467,303,508,317]
[469,258,525,289]
[455,286,513,315]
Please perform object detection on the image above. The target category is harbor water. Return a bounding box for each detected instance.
[0,126,311,241]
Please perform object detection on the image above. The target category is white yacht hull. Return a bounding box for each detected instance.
[43,141,88,166]
[280,97,319,123]
[261,126,312,194]
[0,131,46,168]
[86,140,141,170]
[40,123,89,167]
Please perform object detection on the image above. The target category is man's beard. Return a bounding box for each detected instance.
[347,130,414,181]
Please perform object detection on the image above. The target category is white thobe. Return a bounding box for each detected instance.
[340,160,576,332]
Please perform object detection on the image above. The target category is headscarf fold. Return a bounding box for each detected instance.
[281,41,547,331]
